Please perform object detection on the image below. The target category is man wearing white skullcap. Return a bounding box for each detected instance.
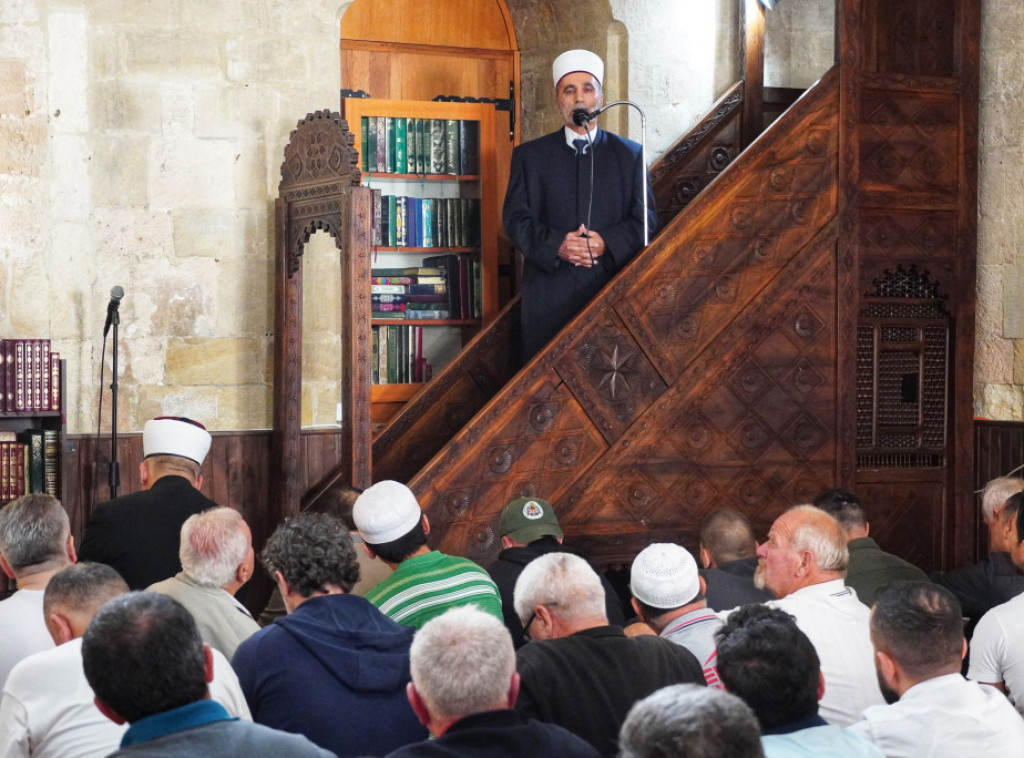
[80,416,220,589]
[503,48,656,361]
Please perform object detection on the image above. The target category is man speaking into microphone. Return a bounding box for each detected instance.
[503,49,656,360]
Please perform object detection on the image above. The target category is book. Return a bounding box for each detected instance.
[423,254,462,318]
[372,267,444,276]
[408,283,447,295]
[394,117,407,174]
[430,119,446,174]
[387,195,398,247]
[361,117,369,172]
[373,302,406,312]
[366,116,378,173]
[375,117,386,174]
[406,309,451,320]
[422,198,434,248]
[405,118,417,174]
[371,188,382,246]
[43,429,58,496]
[13,340,26,411]
[459,119,480,175]
[384,116,395,173]
[387,325,399,383]
[416,118,429,174]
[371,327,380,383]
[397,196,407,246]
[378,325,388,383]
[445,119,460,174]
[372,311,406,320]
[371,276,416,285]
[371,284,407,294]
[50,353,60,412]
[18,428,44,493]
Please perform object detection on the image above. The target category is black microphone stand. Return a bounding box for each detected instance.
[108,306,120,499]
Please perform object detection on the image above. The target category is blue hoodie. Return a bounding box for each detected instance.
[232,593,428,757]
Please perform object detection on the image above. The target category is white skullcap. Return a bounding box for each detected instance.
[630,543,701,609]
[353,480,423,545]
[552,49,604,87]
[143,417,212,466]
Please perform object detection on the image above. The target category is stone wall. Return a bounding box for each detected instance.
[0,0,1019,435]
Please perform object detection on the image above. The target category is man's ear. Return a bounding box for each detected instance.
[65,533,77,564]
[500,535,516,549]
[816,670,826,702]
[203,644,215,684]
[698,546,712,569]
[630,597,644,622]
[863,522,871,537]
[421,514,430,536]
[0,554,14,580]
[876,650,898,688]
[94,696,126,726]
[362,542,377,560]
[506,671,521,709]
[698,575,707,596]
[47,612,75,645]
[407,682,432,727]
[961,637,968,661]
[194,473,205,490]
[138,461,150,488]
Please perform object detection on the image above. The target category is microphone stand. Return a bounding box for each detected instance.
[586,100,650,246]
[108,308,120,499]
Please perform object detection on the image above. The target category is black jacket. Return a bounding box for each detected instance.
[699,557,774,612]
[79,475,218,589]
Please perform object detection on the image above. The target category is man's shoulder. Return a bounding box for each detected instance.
[115,717,332,756]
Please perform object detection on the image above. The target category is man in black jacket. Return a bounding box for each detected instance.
[487,495,624,647]
[79,417,217,589]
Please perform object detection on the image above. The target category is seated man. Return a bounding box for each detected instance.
[932,479,1024,632]
[619,684,764,758]
[488,495,624,647]
[0,493,75,687]
[715,604,882,757]
[752,505,883,726]
[353,480,501,628]
[698,508,773,611]
[812,488,928,606]
[232,512,427,757]
[82,592,330,757]
[848,581,1024,756]
[148,506,260,659]
[629,542,722,687]
[513,552,706,757]
[80,416,218,589]
[386,605,599,758]
[968,499,1024,715]
[0,562,250,758]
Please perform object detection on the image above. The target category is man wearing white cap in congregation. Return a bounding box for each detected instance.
[503,48,656,360]
[80,416,218,589]
[353,480,502,629]
[629,543,723,688]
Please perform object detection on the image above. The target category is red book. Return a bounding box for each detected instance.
[40,342,51,411]
[13,340,27,411]
[50,353,61,412]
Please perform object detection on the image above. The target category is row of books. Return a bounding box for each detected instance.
[1,339,61,413]
[0,429,59,502]
[360,116,480,176]
[370,257,481,320]
[372,325,432,385]
[371,193,481,249]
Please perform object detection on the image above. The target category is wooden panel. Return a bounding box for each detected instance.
[341,0,516,50]
[853,471,946,571]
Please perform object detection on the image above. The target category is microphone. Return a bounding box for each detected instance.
[572,108,595,127]
[104,285,124,337]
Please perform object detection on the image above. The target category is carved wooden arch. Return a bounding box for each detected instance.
[272,110,373,529]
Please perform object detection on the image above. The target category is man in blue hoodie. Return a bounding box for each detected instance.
[231,513,427,757]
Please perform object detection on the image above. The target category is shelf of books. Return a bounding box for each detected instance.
[341,98,499,418]
[0,339,65,508]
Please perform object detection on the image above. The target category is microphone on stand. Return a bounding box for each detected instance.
[103,286,124,337]
[572,108,595,127]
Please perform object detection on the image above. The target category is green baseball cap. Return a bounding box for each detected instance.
[499,496,563,544]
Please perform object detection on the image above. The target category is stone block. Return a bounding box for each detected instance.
[980,384,1024,421]
[1014,342,1024,386]
[87,0,182,29]
[165,337,269,386]
[48,11,89,133]
[48,133,92,219]
[193,83,264,140]
[181,0,254,33]
[173,209,244,259]
[124,31,223,79]
[212,383,273,430]
[8,257,49,334]
[302,330,342,382]
[148,130,238,210]
[212,258,273,337]
[0,60,29,117]
[1004,265,1024,339]
[975,264,1002,340]
[976,338,1014,385]
[0,116,46,176]
[91,133,149,207]
[136,385,219,431]
[231,133,272,207]
[90,79,161,133]
[0,0,39,25]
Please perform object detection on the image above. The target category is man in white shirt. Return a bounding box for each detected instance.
[148,506,260,659]
[750,505,884,726]
[848,581,1024,757]
[0,563,251,758]
[0,494,75,688]
[967,501,1024,715]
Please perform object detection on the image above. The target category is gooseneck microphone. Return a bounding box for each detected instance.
[103,285,124,337]
[572,108,595,127]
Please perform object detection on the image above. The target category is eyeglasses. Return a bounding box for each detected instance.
[522,611,539,642]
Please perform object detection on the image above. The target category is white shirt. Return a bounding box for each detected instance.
[767,580,884,726]
[0,638,251,758]
[846,673,1024,758]
[968,591,1024,715]
[0,590,53,690]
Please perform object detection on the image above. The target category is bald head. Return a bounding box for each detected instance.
[700,509,759,567]
[755,505,847,598]
[44,562,129,643]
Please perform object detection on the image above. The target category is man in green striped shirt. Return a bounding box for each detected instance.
[354,480,502,629]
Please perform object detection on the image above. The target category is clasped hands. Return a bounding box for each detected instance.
[558,225,605,268]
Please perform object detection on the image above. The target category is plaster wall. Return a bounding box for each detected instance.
[0,0,1017,437]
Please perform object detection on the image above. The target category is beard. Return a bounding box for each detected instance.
[753,562,766,590]
[876,668,900,704]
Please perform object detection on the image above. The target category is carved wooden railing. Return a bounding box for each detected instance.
[408,68,843,568]
[370,84,750,484]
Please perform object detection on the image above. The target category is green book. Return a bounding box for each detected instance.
[371,326,380,384]
[406,118,417,173]
[387,325,399,384]
[388,195,398,247]
[422,198,434,248]
[361,117,369,172]
[395,117,407,175]
[444,119,460,174]
[385,117,395,173]
[18,428,43,493]
[430,119,445,173]
[378,326,388,384]
[416,119,428,174]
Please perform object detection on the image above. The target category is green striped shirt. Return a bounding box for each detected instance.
[365,550,502,629]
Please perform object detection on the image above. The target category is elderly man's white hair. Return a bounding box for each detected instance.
[787,504,848,574]
[513,551,605,626]
[619,684,764,758]
[410,604,515,722]
[179,507,249,588]
[981,477,1024,523]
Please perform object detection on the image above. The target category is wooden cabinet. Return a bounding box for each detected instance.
[341,98,499,424]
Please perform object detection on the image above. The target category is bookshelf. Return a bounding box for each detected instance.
[340,98,499,424]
